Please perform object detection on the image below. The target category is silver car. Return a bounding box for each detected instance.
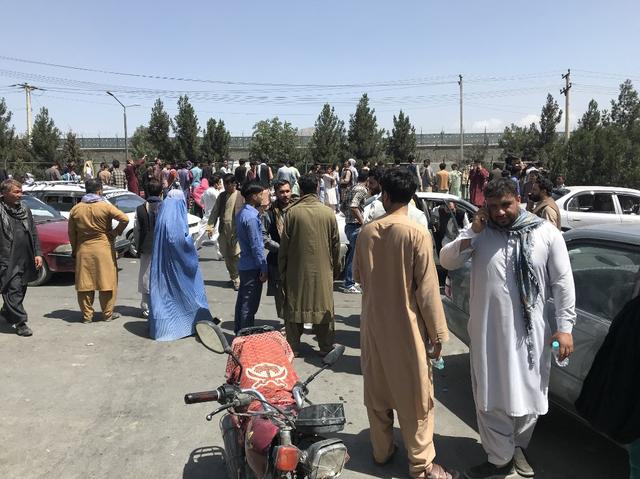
[442,223,640,417]
[553,186,640,231]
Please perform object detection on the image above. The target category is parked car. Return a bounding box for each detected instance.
[22,182,200,256]
[442,223,640,419]
[552,186,640,231]
[22,195,75,286]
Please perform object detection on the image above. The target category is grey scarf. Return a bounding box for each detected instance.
[488,210,545,367]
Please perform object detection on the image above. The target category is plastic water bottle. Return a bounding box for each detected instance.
[551,340,569,367]
[427,343,445,370]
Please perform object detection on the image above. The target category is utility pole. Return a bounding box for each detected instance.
[561,69,572,140]
[106,91,139,163]
[11,83,43,139]
[458,74,464,164]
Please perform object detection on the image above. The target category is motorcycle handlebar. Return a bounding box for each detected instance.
[184,390,219,404]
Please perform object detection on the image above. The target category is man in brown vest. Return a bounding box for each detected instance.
[529,176,562,230]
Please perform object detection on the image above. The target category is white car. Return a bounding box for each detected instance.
[23,182,200,256]
[553,186,640,231]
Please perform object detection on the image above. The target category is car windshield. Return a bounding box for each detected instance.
[107,193,145,213]
[22,195,65,222]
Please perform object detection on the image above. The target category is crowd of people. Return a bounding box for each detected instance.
[0,151,638,479]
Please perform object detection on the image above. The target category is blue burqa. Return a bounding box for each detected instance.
[149,197,212,341]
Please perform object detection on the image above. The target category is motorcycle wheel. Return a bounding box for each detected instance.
[221,414,256,479]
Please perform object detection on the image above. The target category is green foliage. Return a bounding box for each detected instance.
[212,119,231,163]
[61,130,83,166]
[579,100,601,131]
[347,94,385,162]
[563,80,640,188]
[498,123,539,161]
[249,117,299,164]
[173,95,200,163]
[308,104,347,165]
[30,107,61,168]
[538,93,562,148]
[0,97,15,166]
[387,110,416,163]
[148,99,173,161]
[201,118,231,164]
[130,126,157,159]
[610,79,640,130]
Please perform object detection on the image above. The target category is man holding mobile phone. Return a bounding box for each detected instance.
[440,178,576,479]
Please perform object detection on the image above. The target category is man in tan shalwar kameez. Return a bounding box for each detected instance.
[279,174,340,356]
[353,168,459,479]
[208,173,243,290]
[68,179,129,323]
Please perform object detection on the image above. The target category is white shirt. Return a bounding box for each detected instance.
[440,222,576,415]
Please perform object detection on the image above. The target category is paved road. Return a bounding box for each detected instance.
[0,246,629,478]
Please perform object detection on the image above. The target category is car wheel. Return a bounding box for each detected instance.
[127,232,139,258]
[29,259,52,287]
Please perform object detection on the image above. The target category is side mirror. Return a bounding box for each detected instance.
[195,319,230,354]
[322,344,345,367]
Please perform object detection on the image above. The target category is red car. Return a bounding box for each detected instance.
[23,195,75,286]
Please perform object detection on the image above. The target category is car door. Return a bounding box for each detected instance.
[615,193,640,223]
[565,191,620,229]
[548,240,640,410]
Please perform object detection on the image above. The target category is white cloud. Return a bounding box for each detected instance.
[517,114,539,127]
[471,118,504,132]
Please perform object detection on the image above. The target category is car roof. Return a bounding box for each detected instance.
[415,192,478,210]
[563,223,640,246]
[23,182,128,194]
[560,186,640,195]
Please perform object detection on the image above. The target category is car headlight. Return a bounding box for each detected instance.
[302,438,348,479]
[53,243,73,254]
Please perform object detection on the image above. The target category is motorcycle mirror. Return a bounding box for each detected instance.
[195,320,230,354]
[322,344,345,367]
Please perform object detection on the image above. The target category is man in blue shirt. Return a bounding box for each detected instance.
[234,182,268,333]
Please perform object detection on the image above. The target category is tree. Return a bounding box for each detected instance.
[201,118,231,164]
[212,119,231,163]
[173,95,200,163]
[387,110,416,163]
[498,123,539,161]
[61,130,83,165]
[30,107,61,168]
[610,79,640,130]
[148,99,173,161]
[579,100,601,131]
[0,98,15,170]
[538,93,562,148]
[347,94,385,163]
[249,117,298,164]
[130,126,157,159]
[308,104,347,165]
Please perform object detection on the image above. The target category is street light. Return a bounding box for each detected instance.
[106,91,140,163]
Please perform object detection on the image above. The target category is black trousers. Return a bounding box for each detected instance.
[1,274,28,325]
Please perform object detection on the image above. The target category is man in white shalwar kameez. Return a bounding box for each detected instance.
[440,178,575,479]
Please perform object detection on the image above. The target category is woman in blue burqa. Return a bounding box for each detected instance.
[149,190,212,340]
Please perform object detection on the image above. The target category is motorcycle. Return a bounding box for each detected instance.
[185,320,349,479]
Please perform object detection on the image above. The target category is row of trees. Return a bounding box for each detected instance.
[0,101,86,178]
[2,83,639,187]
[498,80,640,188]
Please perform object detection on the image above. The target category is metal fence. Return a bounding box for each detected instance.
[68,132,503,150]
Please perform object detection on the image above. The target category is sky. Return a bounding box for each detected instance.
[1,0,639,138]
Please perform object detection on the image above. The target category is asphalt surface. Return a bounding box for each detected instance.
[0,245,629,478]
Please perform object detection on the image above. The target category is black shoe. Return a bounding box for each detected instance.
[513,447,534,477]
[16,323,33,337]
[464,460,517,479]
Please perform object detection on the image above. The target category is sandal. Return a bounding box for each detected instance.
[423,463,459,479]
